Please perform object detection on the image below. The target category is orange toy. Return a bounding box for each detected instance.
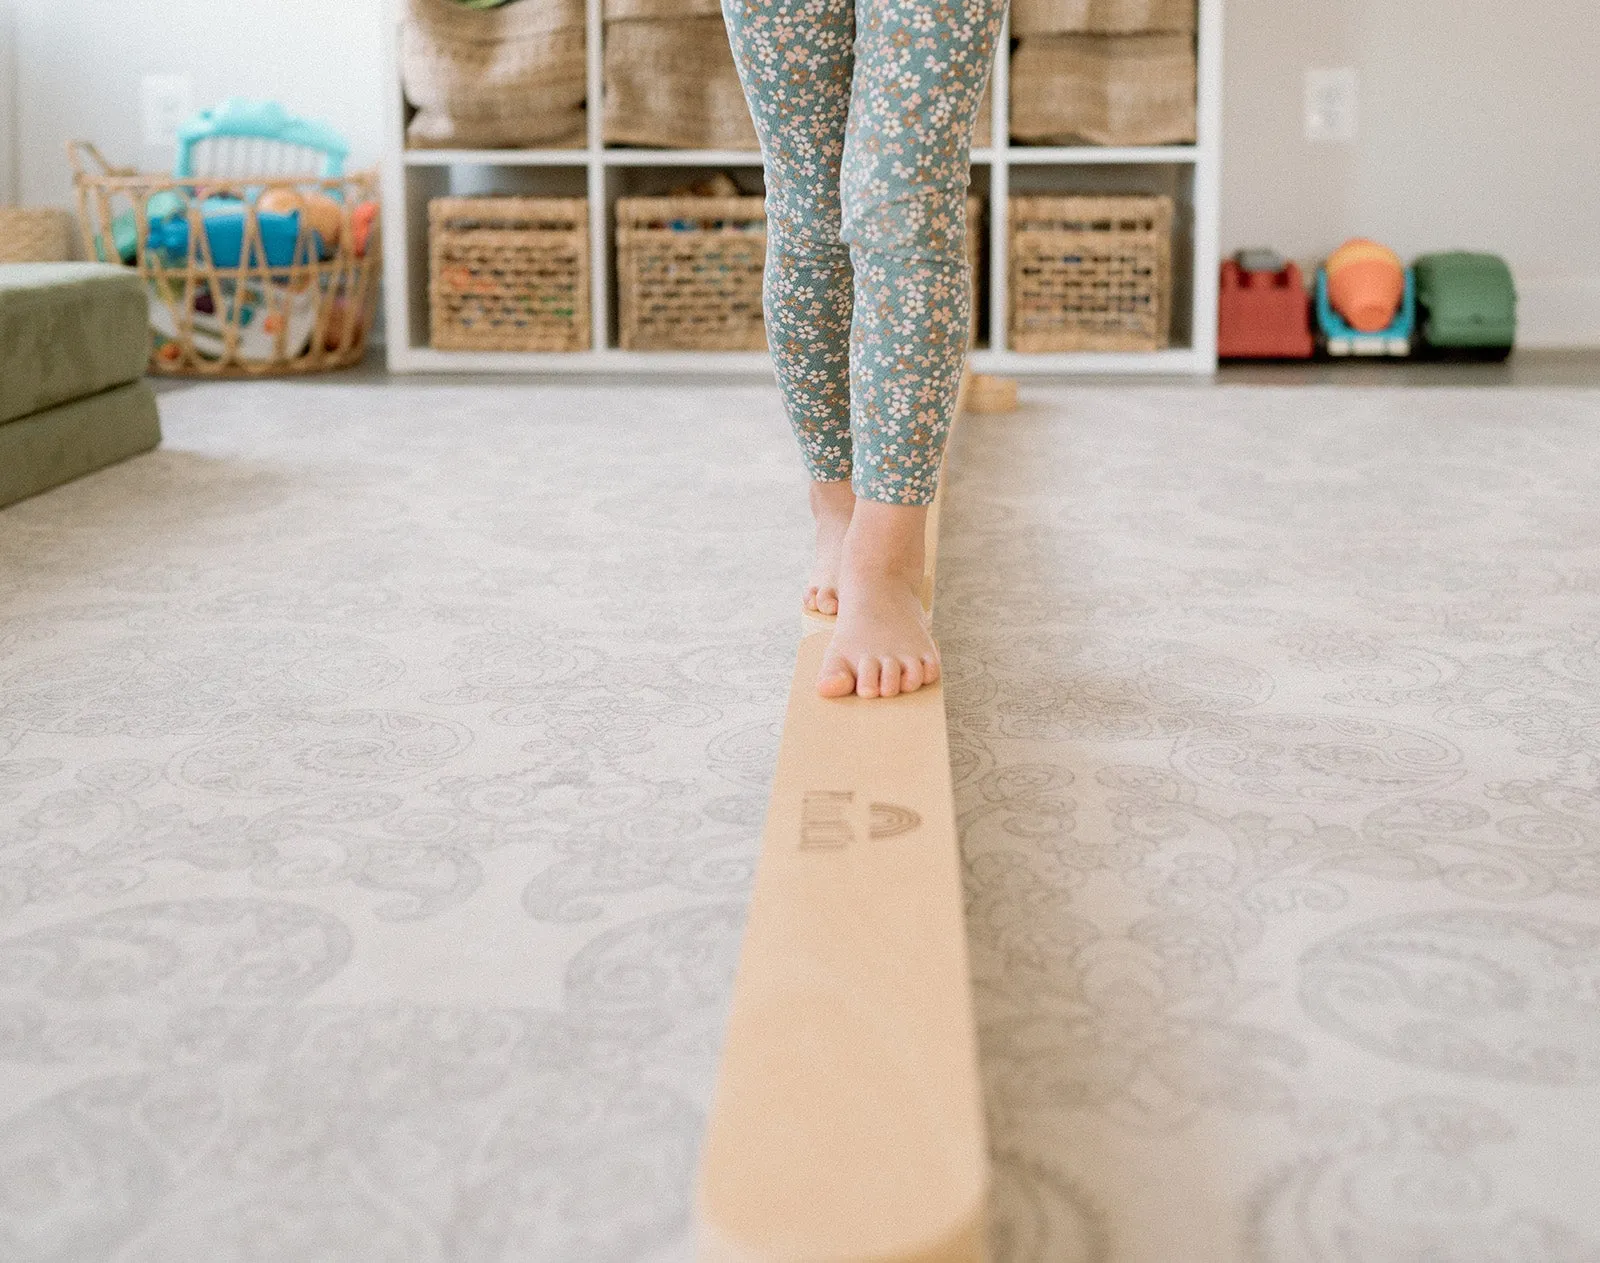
[301,193,342,250]
[1326,238,1405,333]
[256,185,303,218]
[350,201,378,257]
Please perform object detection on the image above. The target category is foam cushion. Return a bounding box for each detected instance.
[0,379,161,509]
[0,262,150,426]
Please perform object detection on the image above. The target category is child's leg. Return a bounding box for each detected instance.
[722,0,855,475]
[724,0,859,613]
[841,0,1006,508]
[815,0,1005,698]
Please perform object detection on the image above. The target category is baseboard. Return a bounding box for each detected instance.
[1516,274,1600,349]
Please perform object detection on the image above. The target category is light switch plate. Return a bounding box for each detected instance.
[1305,67,1359,143]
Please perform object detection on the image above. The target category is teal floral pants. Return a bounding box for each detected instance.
[723,0,1006,506]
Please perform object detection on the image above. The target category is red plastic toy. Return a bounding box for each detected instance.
[1219,260,1315,359]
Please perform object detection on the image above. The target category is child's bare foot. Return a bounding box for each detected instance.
[804,479,855,616]
[817,500,941,699]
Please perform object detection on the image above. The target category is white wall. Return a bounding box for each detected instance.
[7,0,1598,344]
[0,0,17,203]
[12,0,384,206]
[1223,0,1600,347]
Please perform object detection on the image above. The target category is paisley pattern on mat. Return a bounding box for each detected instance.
[0,381,799,1262]
[4,380,1600,1259]
[941,385,1600,1259]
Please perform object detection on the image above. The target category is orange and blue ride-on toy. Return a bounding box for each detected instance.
[1218,257,1315,359]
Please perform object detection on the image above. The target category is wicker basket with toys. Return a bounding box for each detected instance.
[69,100,381,376]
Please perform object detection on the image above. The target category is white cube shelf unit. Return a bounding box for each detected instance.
[381,0,1223,375]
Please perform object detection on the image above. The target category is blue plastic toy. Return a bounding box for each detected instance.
[1315,266,1416,357]
[147,198,308,270]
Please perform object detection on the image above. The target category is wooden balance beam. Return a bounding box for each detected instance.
[697,374,998,1263]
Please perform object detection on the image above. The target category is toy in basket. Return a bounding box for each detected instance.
[69,100,381,375]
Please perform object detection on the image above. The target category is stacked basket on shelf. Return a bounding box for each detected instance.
[429,197,590,351]
[1010,0,1197,146]
[603,0,757,150]
[613,189,986,352]
[1009,194,1174,351]
[401,0,586,149]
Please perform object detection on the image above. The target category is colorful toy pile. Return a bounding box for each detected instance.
[1219,238,1515,362]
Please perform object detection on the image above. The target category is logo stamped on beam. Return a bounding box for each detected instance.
[800,791,922,849]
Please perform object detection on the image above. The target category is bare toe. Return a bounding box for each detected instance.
[816,588,839,615]
[855,656,882,698]
[877,656,901,697]
[804,586,820,612]
[817,654,855,698]
[922,653,941,685]
[899,656,924,692]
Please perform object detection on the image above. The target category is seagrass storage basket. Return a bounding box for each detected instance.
[429,197,590,352]
[1009,194,1173,352]
[1011,33,1196,146]
[402,0,587,149]
[0,208,78,262]
[69,142,381,376]
[1011,0,1194,34]
[616,196,767,351]
[615,195,988,352]
[602,14,758,150]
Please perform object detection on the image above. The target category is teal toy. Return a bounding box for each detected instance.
[1315,266,1416,357]
[1414,252,1516,360]
[100,189,185,264]
[174,98,348,179]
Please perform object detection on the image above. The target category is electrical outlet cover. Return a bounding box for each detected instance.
[141,75,194,148]
[1305,67,1359,143]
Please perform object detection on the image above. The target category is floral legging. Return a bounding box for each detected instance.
[723,0,1006,506]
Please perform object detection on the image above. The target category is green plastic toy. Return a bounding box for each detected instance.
[1413,252,1516,360]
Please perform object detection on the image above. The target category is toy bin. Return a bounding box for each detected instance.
[1218,259,1313,359]
[1009,194,1173,352]
[615,196,769,351]
[614,194,986,352]
[69,140,381,376]
[428,197,590,352]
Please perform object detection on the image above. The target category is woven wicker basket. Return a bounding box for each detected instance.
[69,142,381,377]
[1011,34,1196,146]
[0,208,78,263]
[429,197,590,352]
[1009,194,1173,352]
[604,17,758,150]
[616,196,766,351]
[402,0,586,149]
[616,195,987,352]
[1011,0,1194,34]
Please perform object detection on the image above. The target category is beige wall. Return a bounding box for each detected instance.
[1223,0,1600,345]
[12,0,386,209]
[10,0,1599,343]
[0,0,16,203]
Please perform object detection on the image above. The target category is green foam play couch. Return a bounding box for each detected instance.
[0,262,161,508]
